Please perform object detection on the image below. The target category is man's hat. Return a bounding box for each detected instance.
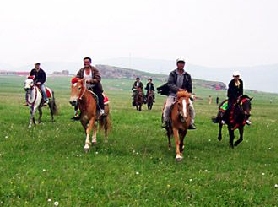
[35,63,41,65]
[176,58,186,64]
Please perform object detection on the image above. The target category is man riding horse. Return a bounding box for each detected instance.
[73,57,106,118]
[161,58,196,129]
[132,77,144,106]
[145,78,155,102]
[222,71,252,125]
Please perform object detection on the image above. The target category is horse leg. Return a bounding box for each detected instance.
[179,130,187,154]
[235,127,244,146]
[29,106,35,128]
[38,107,42,123]
[166,128,171,150]
[173,128,182,161]
[49,98,54,122]
[218,122,223,141]
[228,128,235,149]
[92,122,97,145]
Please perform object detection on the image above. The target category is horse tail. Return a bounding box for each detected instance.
[99,105,112,134]
[51,90,58,115]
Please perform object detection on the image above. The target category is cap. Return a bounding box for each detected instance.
[233,71,241,77]
[35,63,41,65]
[176,58,186,64]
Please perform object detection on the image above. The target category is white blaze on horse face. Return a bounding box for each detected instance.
[182,99,187,118]
[70,83,79,102]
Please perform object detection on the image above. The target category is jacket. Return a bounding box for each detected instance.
[30,68,46,84]
[227,79,243,101]
[168,69,192,94]
[76,66,103,92]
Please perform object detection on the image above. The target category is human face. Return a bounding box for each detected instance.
[176,62,185,70]
[35,64,40,70]
[84,59,91,68]
[233,75,240,80]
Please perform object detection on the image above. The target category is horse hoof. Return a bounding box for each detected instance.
[84,144,90,152]
[176,154,183,161]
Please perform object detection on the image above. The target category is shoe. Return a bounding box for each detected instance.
[246,120,252,125]
[188,123,196,130]
[100,109,106,116]
[23,103,28,106]
[221,120,226,125]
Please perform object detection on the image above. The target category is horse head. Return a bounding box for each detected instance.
[238,95,252,118]
[69,78,85,106]
[176,90,191,120]
[24,78,35,92]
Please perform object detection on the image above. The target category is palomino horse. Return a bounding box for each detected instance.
[164,90,192,161]
[69,78,111,152]
[212,95,252,148]
[146,90,154,110]
[133,88,144,111]
[24,77,57,128]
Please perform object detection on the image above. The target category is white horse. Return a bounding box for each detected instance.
[24,78,57,128]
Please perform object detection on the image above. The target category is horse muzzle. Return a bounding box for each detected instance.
[69,100,78,106]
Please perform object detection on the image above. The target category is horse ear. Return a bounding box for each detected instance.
[250,97,253,101]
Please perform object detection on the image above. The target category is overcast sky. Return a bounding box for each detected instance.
[1,0,277,68]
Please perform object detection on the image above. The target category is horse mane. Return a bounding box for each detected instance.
[176,90,190,100]
[241,95,251,100]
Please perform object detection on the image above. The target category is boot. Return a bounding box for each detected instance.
[188,123,196,130]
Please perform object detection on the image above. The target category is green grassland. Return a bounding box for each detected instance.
[0,75,278,206]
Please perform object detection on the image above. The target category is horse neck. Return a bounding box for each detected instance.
[26,86,38,104]
[79,90,95,108]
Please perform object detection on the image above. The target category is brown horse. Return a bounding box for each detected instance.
[133,88,144,111]
[212,95,252,148]
[164,90,192,161]
[146,90,154,110]
[69,78,111,152]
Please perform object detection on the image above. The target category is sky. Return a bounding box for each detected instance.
[1,0,278,69]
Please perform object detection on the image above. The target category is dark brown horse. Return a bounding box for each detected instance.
[146,90,154,110]
[164,90,192,161]
[133,88,144,111]
[69,78,111,152]
[212,95,252,148]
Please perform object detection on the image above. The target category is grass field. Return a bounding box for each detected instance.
[0,75,278,206]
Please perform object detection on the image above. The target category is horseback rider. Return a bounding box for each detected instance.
[225,71,251,125]
[25,63,48,106]
[145,78,155,102]
[74,57,105,117]
[132,77,144,104]
[162,58,196,129]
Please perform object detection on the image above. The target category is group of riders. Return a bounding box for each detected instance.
[132,77,155,106]
[25,56,251,127]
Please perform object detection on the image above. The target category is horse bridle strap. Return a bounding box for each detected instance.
[26,86,37,105]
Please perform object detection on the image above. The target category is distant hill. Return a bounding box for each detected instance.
[95,64,226,91]
[0,57,277,93]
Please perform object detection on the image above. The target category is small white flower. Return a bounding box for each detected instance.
[262,173,265,176]
[54,201,59,206]
[208,139,211,142]
[47,198,51,202]
[5,136,8,139]
[95,151,98,155]
[132,149,136,153]
[189,179,193,182]
[42,169,46,172]
[274,184,278,188]
[268,147,271,150]
[136,171,139,175]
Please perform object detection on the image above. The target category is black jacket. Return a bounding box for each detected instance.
[30,68,46,84]
[168,69,192,93]
[145,83,154,92]
[227,79,243,101]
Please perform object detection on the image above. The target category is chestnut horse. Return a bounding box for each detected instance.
[69,78,111,152]
[146,90,154,110]
[24,77,57,128]
[133,88,144,111]
[164,90,192,161]
[212,95,252,148]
